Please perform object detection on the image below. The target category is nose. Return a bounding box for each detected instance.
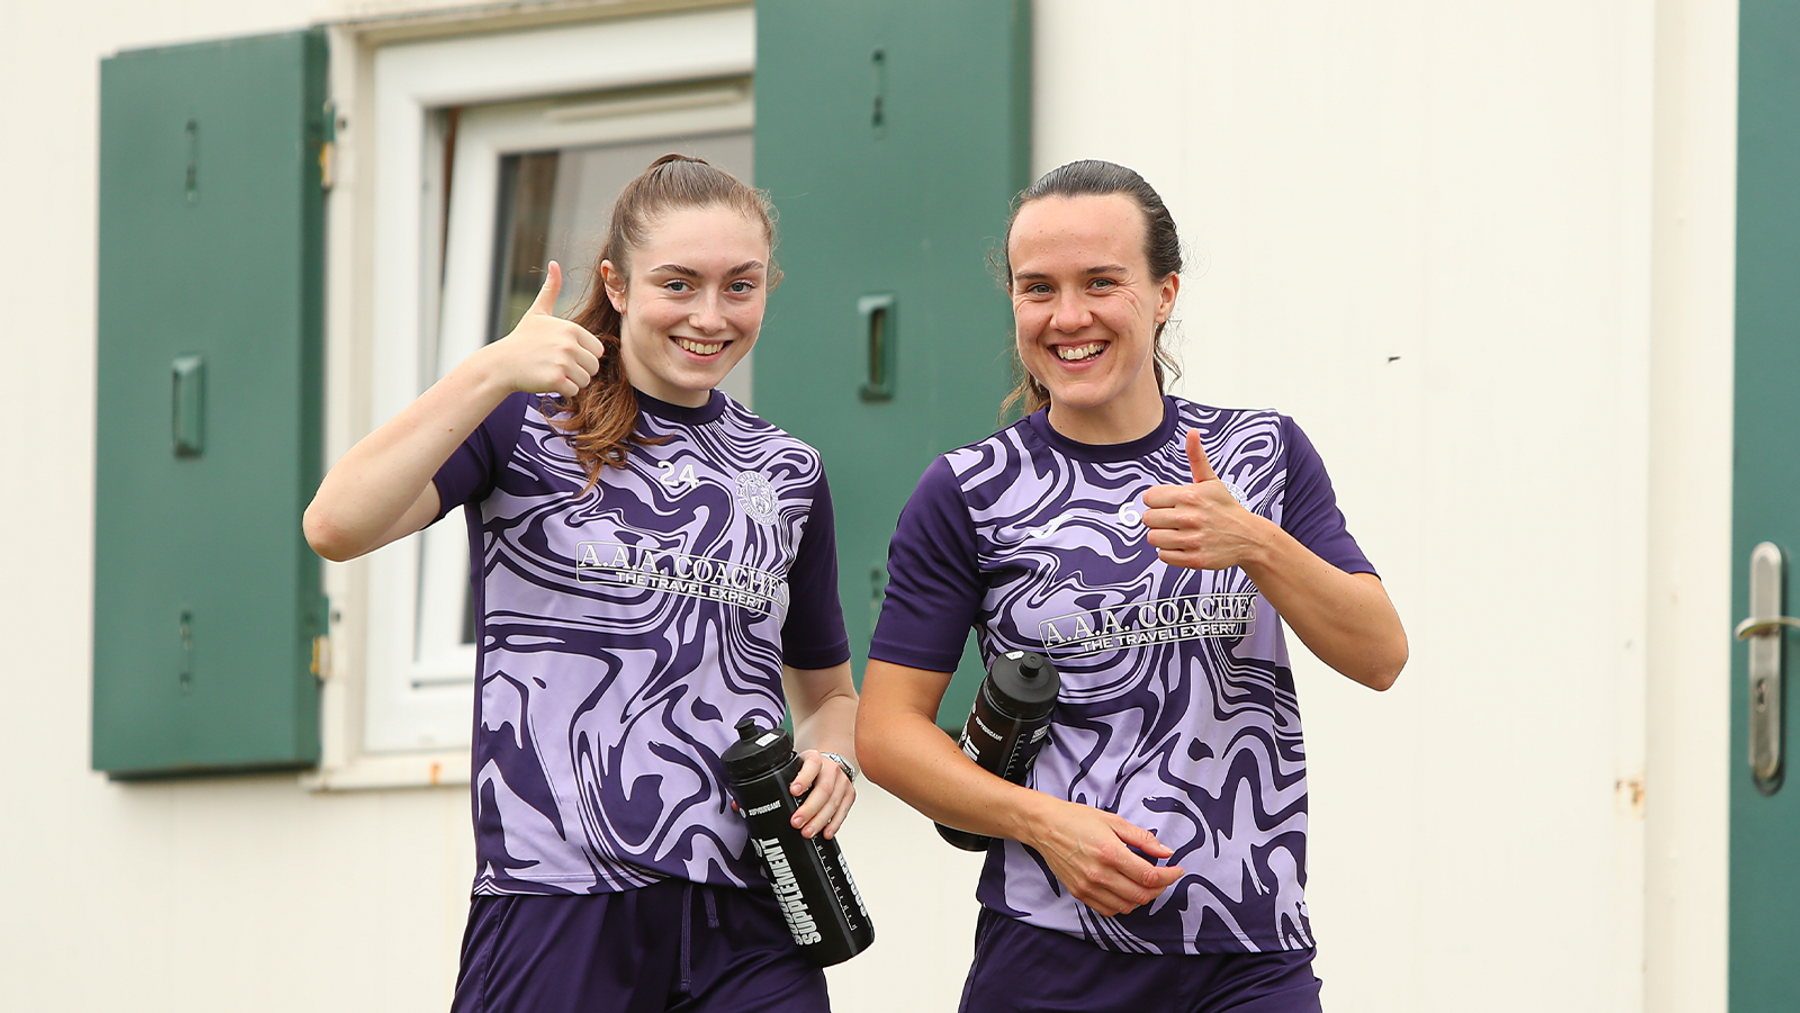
[690,291,726,334]
[1051,289,1090,332]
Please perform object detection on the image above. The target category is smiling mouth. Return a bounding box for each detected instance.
[675,337,726,357]
[1055,341,1107,362]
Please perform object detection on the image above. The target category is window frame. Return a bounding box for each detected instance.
[307,4,755,790]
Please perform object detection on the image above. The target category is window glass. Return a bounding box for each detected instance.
[491,131,755,344]
[489,151,559,343]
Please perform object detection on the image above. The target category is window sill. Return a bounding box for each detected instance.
[300,750,471,791]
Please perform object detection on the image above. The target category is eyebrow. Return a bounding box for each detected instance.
[1012,264,1130,282]
[647,260,766,277]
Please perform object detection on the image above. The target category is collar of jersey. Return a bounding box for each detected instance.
[1025,395,1179,463]
[635,387,728,426]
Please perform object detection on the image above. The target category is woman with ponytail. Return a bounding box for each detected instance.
[305,154,857,1013]
[857,160,1407,1013]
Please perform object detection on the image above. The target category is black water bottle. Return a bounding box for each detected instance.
[936,650,1061,851]
[722,719,875,966]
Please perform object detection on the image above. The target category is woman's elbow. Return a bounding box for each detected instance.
[1359,636,1409,692]
[854,701,931,791]
[1362,667,1400,693]
[853,707,898,787]
[303,503,359,563]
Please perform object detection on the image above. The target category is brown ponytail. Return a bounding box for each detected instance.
[551,153,779,487]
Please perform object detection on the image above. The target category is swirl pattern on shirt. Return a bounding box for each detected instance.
[449,396,831,896]
[949,403,1312,953]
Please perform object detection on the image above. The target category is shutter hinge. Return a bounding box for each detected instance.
[318,101,338,192]
[310,635,331,681]
[309,593,333,682]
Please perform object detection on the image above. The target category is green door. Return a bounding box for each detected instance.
[1732,1,1800,1004]
[754,0,1031,725]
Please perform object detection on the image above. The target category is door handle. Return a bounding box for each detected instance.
[172,353,205,457]
[858,293,895,401]
[1737,541,1789,793]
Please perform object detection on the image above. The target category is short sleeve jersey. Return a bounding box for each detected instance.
[433,390,850,897]
[870,397,1374,955]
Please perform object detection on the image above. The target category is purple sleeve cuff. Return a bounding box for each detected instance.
[781,472,852,670]
[868,456,982,673]
[1280,415,1377,577]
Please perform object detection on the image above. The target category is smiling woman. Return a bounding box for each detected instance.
[548,155,781,481]
[301,154,861,1013]
[1006,190,1177,444]
[855,159,1408,1013]
[999,160,1185,442]
[399,125,758,732]
[601,207,772,408]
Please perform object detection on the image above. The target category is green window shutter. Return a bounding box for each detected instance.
[93,30,328,776]
[754,1,1031,727]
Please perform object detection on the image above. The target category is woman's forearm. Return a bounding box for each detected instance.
[1141,431,1407,691]
[1239,520,1408,690]
[857,659,1185,915]
[856,660,1058,840]
[787,663,859,761]
[305,263,604,563]
[303,360,510,561]
[782,662,861,839]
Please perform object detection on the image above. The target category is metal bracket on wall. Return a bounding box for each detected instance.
[318,100,337,191]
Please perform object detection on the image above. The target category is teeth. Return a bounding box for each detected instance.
[677,338,724,356]
[1056,342,1105,362]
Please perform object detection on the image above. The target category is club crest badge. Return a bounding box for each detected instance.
[735,471,778,524]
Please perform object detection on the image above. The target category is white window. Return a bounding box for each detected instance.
[312,7,754,787]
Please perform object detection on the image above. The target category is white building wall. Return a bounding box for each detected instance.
[0,1,1736,1011]
[1643,0,1736,1010]
[1028,2,1731,1010]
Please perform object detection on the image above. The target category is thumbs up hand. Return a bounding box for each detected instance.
[475,261,608,397]
[1141,430,1268,571]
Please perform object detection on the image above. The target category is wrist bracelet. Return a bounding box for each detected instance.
[818,751,857,783]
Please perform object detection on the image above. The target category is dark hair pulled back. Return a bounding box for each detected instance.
[553,153,778,486]
[999,159,1184,419]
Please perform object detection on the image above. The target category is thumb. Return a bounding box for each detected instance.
[1111,816,1175,861]
[1185,429,1219,485]
[527,261,563,317]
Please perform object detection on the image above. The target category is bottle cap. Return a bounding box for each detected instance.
[722,718,795,781]
[988,651,1060,719]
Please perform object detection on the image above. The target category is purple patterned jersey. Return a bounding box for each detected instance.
[870,397,1374,954]
[432,390,850,897]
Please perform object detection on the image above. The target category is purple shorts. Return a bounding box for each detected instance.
[958,908,1323,1013]
[450,880,830,1013]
